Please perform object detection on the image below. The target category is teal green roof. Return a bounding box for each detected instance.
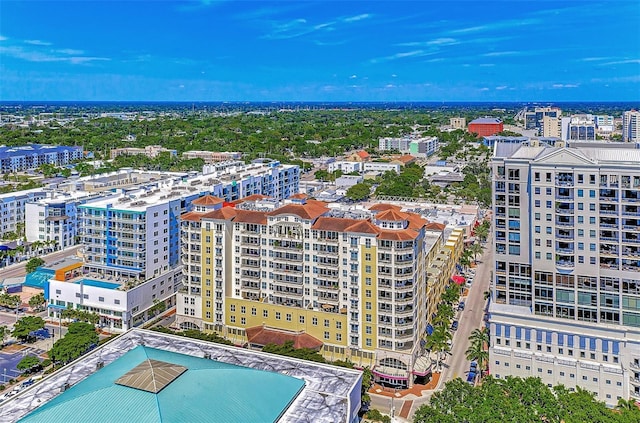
[20,346,305,423]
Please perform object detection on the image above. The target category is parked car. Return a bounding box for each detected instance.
[458,301,465,311]
[451,320,459,331]
[466,371,477,384]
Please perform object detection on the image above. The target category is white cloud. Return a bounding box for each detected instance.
[370,49,437,64]
[479,87,490,91]
[495,86,508,90]
[24,39,52,46]
[0,45,109,64]
[349,74,357,79]
[552,83,579,88]
[343,13,372,23]
[0,35,7,41]
[600,59,640,66]
[483,51,519,57]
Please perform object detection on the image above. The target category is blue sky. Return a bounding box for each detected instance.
[1,1,638,101]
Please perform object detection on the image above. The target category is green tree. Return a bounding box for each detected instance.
[0,325,8,345]
[468,242,483,264]
[468,328,489,351]
[474,223,489,243]
[464,341,489,378]
[49,322,99,364]
[346,183,371,201]
[16,355,41,373]
[12,316,46,342]
[25,257,45,274]
[28,292,46,311]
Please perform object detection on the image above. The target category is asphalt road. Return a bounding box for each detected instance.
[0,246,82,279]
[439,233,493,385]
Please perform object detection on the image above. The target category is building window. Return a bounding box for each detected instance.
[275,312,281,320]
[263,310,268,318]
[299,316,305,324]
[312,317,318,325]
[324,331,330,340]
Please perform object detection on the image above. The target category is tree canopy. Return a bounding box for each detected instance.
[49,321,99,364]
[25,257,45,274]
[12,316,46,342]
[413,376,640,423]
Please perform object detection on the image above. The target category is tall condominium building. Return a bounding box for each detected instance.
[25,191,113,249]
[524,107,562,134]
[0,144,83,173]
[623,110,640,142]
[489,143,640,406]
[561,116,596,141]
[0,188,47,238]
[178,196,467,388]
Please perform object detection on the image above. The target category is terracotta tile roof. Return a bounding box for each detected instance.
[312,217,362,232]
[345,220,380,234]
[375,209,409,222]
[425,222,446,231]
[289,193,308,200]
[180,211,204,222]
[369,203,402,212]
[245,326,323,350]
[377,229,420,241]
[191,195,224,206]
[405,213,428,229]
[234,209,268,225]
[395,154,416,164]
[356,150,370,159]
[203,207,238,221]
[269,202,328,220]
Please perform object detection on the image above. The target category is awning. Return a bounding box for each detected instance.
[452,275,466,285]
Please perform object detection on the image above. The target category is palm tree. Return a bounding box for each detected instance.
[616,398,637,411]
[426,325,452,372]
[468,328,489,351]
[474,223,489,243]
[469,242,484,264]
[465,342,489,378]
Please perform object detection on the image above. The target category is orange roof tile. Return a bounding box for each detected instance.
[234,209,268,225]
[312,217,362,232]
[180,211,204,222]
[369,203,402,212]
[395,154,416,164]
[375,209,409,222]
[269,203,328,220]
[289,193,308,200]
[245,326,323,350]
[425,222,446,231]
[191,195,224,206]
[345,220,380,234]
[377,229,419,241]
[203,208,238,221]
[356,150,370,159]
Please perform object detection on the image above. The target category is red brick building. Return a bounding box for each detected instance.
[468,117,504,137]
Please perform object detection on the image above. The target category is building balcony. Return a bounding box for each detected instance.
[555,208,574,215]
[274,278,303,287]
[241,282,261,291]
[623,237,640,244]
[556,261,575,270]
[317,294,339,304]
[241,259,260,268]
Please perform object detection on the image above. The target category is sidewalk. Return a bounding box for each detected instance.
[368,372,441,399]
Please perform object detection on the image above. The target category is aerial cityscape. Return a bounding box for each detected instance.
[0,1,639,423]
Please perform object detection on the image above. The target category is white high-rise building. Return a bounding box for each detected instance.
[489,143,640,406]
[623,110,640,142]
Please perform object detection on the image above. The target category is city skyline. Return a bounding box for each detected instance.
[0,1,639,102]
